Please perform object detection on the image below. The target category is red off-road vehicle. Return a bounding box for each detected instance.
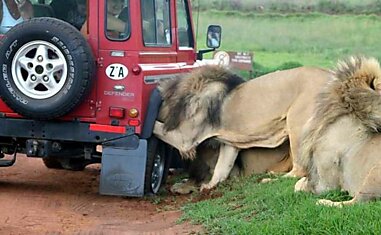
[0,0,221,196]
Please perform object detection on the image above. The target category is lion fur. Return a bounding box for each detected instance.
[299,56,381,171]
[155,64,331,191]
[158,65,245,132]
[296,56,381,204]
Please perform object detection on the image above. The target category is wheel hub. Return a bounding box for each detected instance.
[151,151,165,193]
[11,40,68,99]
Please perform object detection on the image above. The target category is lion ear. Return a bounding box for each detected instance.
[373,79,381,94]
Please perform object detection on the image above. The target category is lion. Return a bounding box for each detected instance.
[171,141,292,194]
[295,56,381,206]
[154,65,330,192]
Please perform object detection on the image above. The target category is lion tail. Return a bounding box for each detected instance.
[298,56,381,170]
[158,65,245,131]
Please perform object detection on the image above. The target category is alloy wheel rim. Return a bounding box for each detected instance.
[11,40,68,99]
[151,149,165,193]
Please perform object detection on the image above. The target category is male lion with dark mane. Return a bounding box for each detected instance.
[170,141,292,194]
[154,65,330,192]
[295,56,381,206]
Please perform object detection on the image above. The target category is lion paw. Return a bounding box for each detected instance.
[259,178,277,184]
[283,167,306,178]
[294,177,309,192]
[200,183,215,194]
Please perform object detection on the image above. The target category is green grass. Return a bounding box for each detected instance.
[192,0,381,15]
[253,51,333,68]
[184,10,381,234]
[181,175,381,234]
[195,12,381,75]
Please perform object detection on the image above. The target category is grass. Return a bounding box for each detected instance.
[181,175,381,234]
[182,10,381,233]
[195,12,381,77]
[192,0,381,15]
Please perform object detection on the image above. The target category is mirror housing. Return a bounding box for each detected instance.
[197,25,222,60]
[206,25,221,49]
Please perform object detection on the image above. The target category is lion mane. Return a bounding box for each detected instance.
[299,56,381,176]
[158,65,245,131]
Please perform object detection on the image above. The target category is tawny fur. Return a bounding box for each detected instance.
[158,65,245,131]
[299,56,381,171]
[155,64,330,191]
[171,142,292,195]
[296,56,381,205]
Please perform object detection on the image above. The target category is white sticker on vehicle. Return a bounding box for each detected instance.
[105,63,128,80]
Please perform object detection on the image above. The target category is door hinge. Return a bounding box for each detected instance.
[96,57,104,67]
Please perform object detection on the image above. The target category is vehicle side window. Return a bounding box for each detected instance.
[105,0,130,40]
[0,0,34,34]
[0,0,89,34]
[141,0,171,47]
[49,0,87,30]
[176,0,193,48]
[30,0,52,3]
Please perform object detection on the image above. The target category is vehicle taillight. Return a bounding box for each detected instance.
[109,107,125,118]
[128,119,140,126]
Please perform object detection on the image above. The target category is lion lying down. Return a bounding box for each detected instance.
[171,141,292,194]
[154,65,330,192]
[295,56,381,206]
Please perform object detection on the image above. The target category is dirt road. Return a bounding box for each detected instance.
[0,155,201,234]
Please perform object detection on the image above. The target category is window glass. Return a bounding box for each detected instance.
[30,0,52,4]
[0,0,87,34]
[141,0,171,46]
[105,0,130,40]
[176,0,193,48]
[47,0,87,29]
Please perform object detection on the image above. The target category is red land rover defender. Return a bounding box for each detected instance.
[0,0,221,196]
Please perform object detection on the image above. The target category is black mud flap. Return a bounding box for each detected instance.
[99,138,147,197]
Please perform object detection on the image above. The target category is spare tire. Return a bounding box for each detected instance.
[0,17,95,119]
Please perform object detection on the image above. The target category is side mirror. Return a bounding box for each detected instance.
[197,25,222,60]
[206,25,221,49]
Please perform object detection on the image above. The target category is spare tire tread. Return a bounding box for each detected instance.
[0,17,95,119]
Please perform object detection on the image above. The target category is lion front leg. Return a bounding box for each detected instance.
[284,165,306,178]
[200,144,239,193]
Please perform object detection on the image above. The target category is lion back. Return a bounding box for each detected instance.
[158,65,245,131]
[298,56,381,170]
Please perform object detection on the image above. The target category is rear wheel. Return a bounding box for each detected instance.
[59,158,88,171]
[42,157,63,169]
[144,137,171,194]
[42,157,88,171]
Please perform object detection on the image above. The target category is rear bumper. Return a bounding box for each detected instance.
[0,118,149,197]
[0,118,135,143]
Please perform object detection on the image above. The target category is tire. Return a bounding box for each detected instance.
[42,157,63,169]
[0,17,95,119]
[59,158,87,171]
[42,157,87,171]
[144,137,171,194]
